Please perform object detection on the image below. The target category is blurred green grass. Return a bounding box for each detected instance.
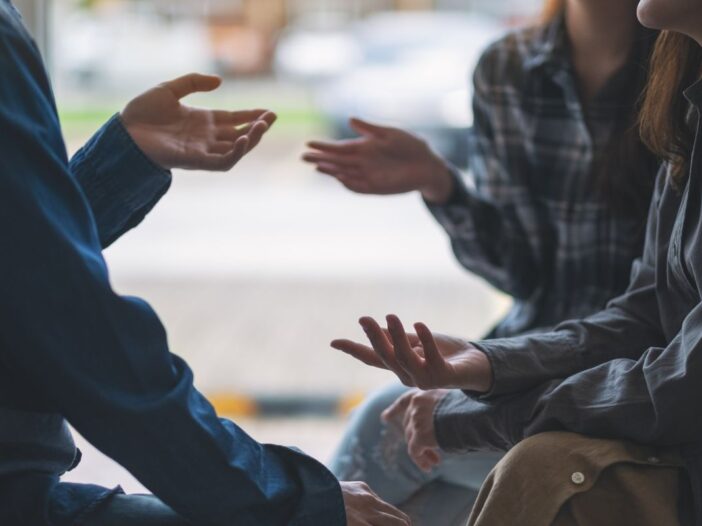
[59,106,327,142]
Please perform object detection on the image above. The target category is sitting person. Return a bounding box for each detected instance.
[332,0,702,524]
[304,0,659,522]
[0,2,410,525]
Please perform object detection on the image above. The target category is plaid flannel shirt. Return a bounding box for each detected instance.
[428,17,660,338]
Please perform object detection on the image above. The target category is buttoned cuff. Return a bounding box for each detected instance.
[70,114,172,248]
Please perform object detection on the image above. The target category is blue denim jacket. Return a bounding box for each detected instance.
[0,2,345,525]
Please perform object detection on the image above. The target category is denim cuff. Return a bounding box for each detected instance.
[266,444,347,526]
[70,114,172,248]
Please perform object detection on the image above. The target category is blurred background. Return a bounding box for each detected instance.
[15,0,540,492]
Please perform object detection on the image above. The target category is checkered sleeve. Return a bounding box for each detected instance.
[427,47,544,300]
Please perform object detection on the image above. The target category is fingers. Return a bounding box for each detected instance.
[315,162,343,177]
[414,322,445,370]
[164,73,222,100]
[381,390,414,424]
[372,509,412,525]
[214,109,272,126]
[208,141,241,155]
[306,138,364,155]
[199,136,249,171]
[302,151,360,169]
[408,436,441,473]
[365,489,412,526]
[341,481,411,526]
[244,117,274,152]
[387,315,425,376]
[349,117,391,138]
[331,340,388,369]
[360,317,414,385]
[212,112,276,159]
[382,328,421,348]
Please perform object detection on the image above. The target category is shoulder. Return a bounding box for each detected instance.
[473,25,549,94]
[0,2,28,40]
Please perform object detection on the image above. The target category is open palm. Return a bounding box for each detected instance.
[303,118,453,201]
[121,73,276,172]
[332,315,492,391]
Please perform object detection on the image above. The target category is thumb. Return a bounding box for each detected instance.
[163,73,222,100]
[381,391,413,424]
[349,117,391,138]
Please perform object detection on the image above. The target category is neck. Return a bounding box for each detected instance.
[565,0,639,101]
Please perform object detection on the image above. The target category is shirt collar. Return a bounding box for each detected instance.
[523,14,570,72]
[684,77,702,107]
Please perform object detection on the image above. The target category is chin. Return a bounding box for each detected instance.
[636,0,666,29]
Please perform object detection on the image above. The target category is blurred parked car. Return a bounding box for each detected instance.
[273,12,363,82]
[54,6,215,91]
[275,12,504,167]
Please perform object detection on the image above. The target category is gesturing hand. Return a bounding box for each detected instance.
[332,315,492,392]
[303,118,454,203]
[341,481,412,526]
[382,388,449,473]
[121,73,277,172]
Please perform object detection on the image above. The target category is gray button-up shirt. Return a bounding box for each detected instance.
[435,79,702,524]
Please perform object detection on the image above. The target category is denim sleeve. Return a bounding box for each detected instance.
[69,114,172,248]
[424,52,543,301]
[0,19,345,526]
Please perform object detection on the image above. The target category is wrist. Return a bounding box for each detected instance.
[460,349,493,393]
[420,154,455,204]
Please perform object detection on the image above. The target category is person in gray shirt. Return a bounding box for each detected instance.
[332,0,702,523]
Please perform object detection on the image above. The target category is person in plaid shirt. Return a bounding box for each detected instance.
[303,0,660,524]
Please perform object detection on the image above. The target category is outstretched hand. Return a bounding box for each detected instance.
[332,315,492,392]
[303,118,454,203]
[121,73,277,172]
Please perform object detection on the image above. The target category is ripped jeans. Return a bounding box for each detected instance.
[330,384,503,526]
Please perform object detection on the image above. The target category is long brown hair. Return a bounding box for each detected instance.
[542,0,565,22]
[640,32,702,184]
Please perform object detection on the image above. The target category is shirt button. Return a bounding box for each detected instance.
[571,472,585,485]
[647,456,661,464]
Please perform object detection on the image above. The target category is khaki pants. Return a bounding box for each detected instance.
[468,432,683,526]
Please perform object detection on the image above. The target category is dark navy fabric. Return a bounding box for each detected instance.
[0,2,345,525]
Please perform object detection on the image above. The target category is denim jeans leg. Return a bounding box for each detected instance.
[329,383,503,508]
[81,494,192,526]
